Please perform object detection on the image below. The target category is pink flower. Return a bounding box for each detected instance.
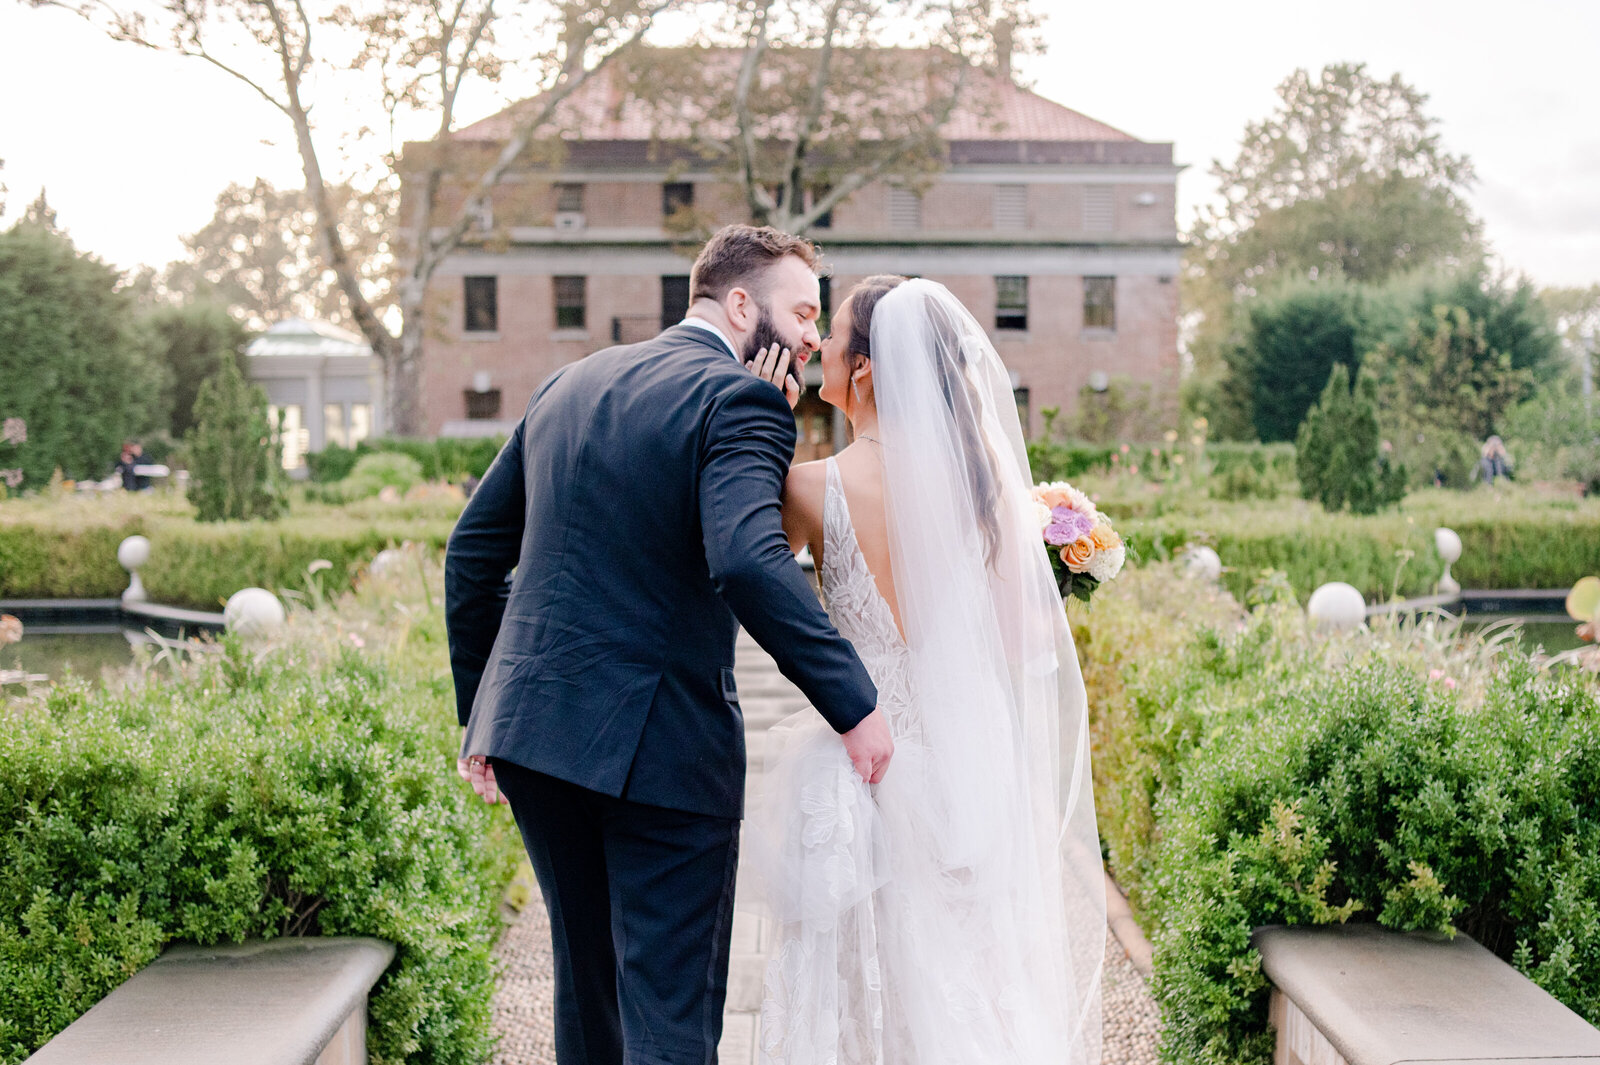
[1043,505,1095,547]
[1429,669,1444,681]
[1444,677,1457,689]
[348,633,366,648]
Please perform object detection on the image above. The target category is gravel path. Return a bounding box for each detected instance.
[487,893,1160,1065]
[486,633,1161,1064]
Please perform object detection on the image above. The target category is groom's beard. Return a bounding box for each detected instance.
[743,306,803,394]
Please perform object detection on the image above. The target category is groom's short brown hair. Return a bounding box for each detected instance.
[690,224,820,304]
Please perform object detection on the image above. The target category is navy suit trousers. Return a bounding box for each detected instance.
[495,759,741,1065]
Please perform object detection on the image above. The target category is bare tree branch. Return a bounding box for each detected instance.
[777,0,843,226]
[731,0,775,222]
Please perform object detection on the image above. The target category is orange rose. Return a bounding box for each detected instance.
[1088,523,1122,552]
[1060,537,1095,573]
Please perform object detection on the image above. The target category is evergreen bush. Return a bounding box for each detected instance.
[186,355,287,522]
[1296,364,1407,513]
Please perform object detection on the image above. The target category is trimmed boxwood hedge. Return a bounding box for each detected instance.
[0,496,459,610]
[0,558,521,1065]
[1077,565,1600,1065]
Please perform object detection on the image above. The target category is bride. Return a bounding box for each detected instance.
[742,276,1105,1065]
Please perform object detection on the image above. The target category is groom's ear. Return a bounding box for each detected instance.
[725,286,754,330]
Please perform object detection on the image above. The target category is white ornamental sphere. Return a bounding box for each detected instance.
[369,548,404,577]
[1307,582,1366,631]
[1183,546,1223,582]
[1434,527,1462,565]
[117,535,151,571]
[224,588,286,639]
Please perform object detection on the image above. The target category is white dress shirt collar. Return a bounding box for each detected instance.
[680,316,740,362]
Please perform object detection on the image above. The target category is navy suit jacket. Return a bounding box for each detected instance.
[445,323,878,819]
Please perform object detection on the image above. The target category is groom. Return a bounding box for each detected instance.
[445,223,893,1064]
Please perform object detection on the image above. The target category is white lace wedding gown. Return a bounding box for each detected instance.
[747,457,1098,1065]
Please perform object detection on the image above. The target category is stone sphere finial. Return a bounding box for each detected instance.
[118,535,151,603]
[1435,527,1462,597]
[1308,582,1366,631]
[224,588,286,639]
[1182,546,1222,582]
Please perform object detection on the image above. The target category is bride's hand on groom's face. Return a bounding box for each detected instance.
[745,342,801,410]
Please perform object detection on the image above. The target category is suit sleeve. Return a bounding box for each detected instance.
[445,419,527,727]
[699,378,877,733]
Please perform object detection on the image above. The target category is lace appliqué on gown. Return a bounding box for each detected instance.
[751,458,1091,1065]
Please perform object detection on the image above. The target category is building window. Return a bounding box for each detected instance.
[324,403,347,449]
[1084,276,1116,331]
[663,182,694,217]
[348,404,372,445]
[1084,185,1115,233]
[810,186,833,229]
[888,186,922,230]
[268,404,308,470]
[464,276,498,333]
[464,388,503,420]
[1014,387,1031,437]
[554,275,587,330]
[994,184,1027,230]
[660,275,691,332]
[995,276,1028,331]
[555,182,584,212]
[818,275,833,335]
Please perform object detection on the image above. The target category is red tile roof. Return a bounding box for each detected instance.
[452,48,1139,145]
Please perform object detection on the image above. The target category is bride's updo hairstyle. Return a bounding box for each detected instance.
[847,275,1003,567]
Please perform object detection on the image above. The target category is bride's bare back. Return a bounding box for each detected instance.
[782,442,904,641]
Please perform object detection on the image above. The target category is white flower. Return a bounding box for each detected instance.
[1086,544,1125,583]
[1034,501,1053,530]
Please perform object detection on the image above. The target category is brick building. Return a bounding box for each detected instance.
[406,53,1181,452]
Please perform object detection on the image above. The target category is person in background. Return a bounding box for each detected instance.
[1479,435,1513,485]
[115,442,150,491]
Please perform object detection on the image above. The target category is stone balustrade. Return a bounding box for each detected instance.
[24,937,394,1065]
[1254,924,1600,1065]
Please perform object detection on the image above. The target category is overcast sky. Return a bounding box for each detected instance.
[3,0,1596,289]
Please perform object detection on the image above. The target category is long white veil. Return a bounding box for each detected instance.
[748,277,1104,1065]
[871,278,1104,1063]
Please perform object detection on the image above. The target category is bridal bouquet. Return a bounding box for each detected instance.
[1031,481,1126,603]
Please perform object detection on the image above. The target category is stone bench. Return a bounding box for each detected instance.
[24,937,394,1065]
[1254,924,1600,1065]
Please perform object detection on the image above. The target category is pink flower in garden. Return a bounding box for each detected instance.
[348,633,366,648]
[0,469,22,488]
[2,418,24,445]
[1429,669,1444,681]
[1444,677,1458,689]
[1043,505,1095,547]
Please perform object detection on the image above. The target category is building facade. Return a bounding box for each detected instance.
[407,58,1181,449]
[246,318,386,474]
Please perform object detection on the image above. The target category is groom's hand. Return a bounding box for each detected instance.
[842,708,894,784]
[745,342,801,409]
[456,755,510,805]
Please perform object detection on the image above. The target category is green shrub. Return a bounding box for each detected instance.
[0,494,460,610]
[306,437,504,485]
[0,560,521,1065]
[308,454,426,504]
[1296,364,1406,514]
[186,356,287,522]
[1077,566,1600,1065]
